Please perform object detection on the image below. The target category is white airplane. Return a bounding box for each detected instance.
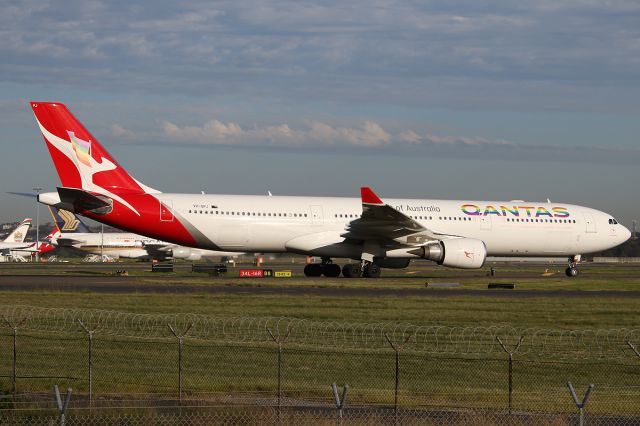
[0,218,33,254]
[47,206,241,261]
[30,102,631,277]
[8,228,58,259]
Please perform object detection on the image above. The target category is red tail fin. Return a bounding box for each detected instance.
[30,102,157,195]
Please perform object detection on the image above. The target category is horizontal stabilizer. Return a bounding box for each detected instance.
[56,187,113,215]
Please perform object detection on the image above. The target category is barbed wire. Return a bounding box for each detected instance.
[1,305,639,357]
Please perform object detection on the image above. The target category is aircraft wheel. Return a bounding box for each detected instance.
[342,263,361,278]
[304,264,323,277]
[323,263,341,277]
[363,263,381,278]
[565,267,579,277]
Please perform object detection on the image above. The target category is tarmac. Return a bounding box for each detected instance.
[1,273,640,298]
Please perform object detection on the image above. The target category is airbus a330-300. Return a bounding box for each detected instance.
[30,102,630,278]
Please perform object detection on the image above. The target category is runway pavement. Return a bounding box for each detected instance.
[1,274,640,298]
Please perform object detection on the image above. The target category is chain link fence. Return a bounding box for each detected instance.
[1,305,640,424]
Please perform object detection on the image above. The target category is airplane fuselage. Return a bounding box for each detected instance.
[147,193,628,257]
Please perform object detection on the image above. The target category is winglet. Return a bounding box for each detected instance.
[361,187,384,205]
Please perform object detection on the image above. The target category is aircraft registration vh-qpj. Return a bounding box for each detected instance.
[30,102,631,278]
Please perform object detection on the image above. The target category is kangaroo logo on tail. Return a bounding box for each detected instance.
[31,103,145,215]
[68,131,92,167]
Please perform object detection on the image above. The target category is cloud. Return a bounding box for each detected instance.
[100,116,639,165]
[1,0,640,113]
[160,119,394,148]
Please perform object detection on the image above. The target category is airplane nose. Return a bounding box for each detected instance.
[622,226,632,243]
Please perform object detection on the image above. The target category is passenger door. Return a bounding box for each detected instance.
[160,201,174,222]
[310,205,323,226]
[583,212,596,233]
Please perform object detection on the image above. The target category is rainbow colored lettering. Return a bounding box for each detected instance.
[461,204,570,218]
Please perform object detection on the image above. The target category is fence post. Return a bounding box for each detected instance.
[168,323,193,404]
[385,333,411,414]
[496,335,524,415]
[267,327,292,422]
[3,317,27,396]
[78,320,101,409]
[331,383,349,425]
[567,382,593,426]
[54,385,73,426]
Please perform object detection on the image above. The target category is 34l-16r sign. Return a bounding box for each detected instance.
[239,269,273,278]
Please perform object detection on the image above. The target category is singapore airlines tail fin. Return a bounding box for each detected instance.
[30,102,159,196]
[3,219,32,243]
[49,206,91,234]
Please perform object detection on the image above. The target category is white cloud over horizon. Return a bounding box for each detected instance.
[1,0,639,223]
[104,116,640,165]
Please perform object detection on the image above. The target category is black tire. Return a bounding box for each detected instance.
[342,263,361,278]
[565,267,579,277]
[304,264,323,277]
[363,263,381,278]
[323,263,341,277]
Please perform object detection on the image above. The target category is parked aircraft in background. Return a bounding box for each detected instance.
[8,228,58,259]
[0,219,57,260]
[31,102,631,277]
[0,218,33,255]
[48,206,242,261]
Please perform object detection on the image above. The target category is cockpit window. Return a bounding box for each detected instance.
[608,218,619,225]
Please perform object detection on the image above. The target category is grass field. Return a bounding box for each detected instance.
[1,261,640,328]
[1,261,640,416]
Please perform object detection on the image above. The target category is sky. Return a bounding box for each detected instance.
[0,0,639,227]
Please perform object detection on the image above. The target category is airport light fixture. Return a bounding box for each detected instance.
[33,187,42,262]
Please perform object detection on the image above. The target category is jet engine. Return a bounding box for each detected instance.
[170,247,203,261]
[385,238,487,269]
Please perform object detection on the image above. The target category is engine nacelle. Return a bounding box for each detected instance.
[438,238,486,269]
[170,247,203,261]
[386,238,487,269]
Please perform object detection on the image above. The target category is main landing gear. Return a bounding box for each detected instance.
[565,255,581,277]
[304,259,382,278]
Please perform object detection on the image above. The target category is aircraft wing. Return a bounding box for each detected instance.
[142,242,172,252]
[342,187,450,246]
[53,238,85,247]
[9,246,39,254]
[0,243,33,255]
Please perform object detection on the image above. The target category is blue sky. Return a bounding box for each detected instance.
[1,0,639,225]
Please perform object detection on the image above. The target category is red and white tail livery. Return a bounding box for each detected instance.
[31,102,631,278]
[32,102,211,248]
